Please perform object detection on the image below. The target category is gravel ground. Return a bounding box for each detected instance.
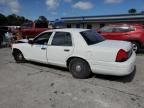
[0,48,144,108]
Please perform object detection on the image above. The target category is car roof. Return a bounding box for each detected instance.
[44,28,89,33]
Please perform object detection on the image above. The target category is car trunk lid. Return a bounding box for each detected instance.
[87,40,132,62]
[93,40,132,52]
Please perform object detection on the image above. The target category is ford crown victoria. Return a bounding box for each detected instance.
[12,29,136,78]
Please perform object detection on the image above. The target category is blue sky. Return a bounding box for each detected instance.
[0,0,144,21]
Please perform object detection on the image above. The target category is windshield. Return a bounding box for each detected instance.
[80,30,105,45]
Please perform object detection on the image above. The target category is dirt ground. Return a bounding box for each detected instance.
[0,48,144,108]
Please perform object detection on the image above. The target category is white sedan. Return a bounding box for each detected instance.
[12,29,136,78]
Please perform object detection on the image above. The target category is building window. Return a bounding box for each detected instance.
[87,24,92,29]
[76,24,80,28]
[67,24,71,28]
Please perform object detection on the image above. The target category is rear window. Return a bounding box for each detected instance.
[80,30,105,45]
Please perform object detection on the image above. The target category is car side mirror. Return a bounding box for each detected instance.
[28,40,33,44]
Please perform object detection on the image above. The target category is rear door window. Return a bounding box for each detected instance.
[51,32,72,46]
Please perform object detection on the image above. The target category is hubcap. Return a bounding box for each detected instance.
[18,53,23,60]
[132,44,137,52]
[75,65,82,72]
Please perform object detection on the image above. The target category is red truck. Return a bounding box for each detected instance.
[99,24,144,52]
[14,21,49,39]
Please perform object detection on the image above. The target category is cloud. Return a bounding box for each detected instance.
[46,0,59,9]
[0,0,5,4]
[8,0,20,14]
[0,0,20,14]
[51,11,57,15]
[64,0,72,3]
[104,0,124,4]
[73,1,93,10]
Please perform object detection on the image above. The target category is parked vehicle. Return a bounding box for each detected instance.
[12,29,136,79]
[14,21,49,39]
[0,26,10,47]
[99,24,144,52]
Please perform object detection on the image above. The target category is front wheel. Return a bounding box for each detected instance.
[13,50,25,63]
[69,58,92,79]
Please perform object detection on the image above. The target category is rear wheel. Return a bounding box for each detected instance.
[132,42,140,53]
[69,58,92,79]
[13,50,25,63]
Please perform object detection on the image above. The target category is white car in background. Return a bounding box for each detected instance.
[12,29,136,79]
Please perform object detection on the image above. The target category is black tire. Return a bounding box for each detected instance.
[132,42,140,53]
[69,58,92,79]
[13,50,25,63]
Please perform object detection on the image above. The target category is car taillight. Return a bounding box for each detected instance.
[116,49,128,62]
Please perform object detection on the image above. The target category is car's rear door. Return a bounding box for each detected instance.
[47,32,73,67]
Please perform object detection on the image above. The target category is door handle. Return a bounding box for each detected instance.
[41,47,46,50]
[64,49,70,52]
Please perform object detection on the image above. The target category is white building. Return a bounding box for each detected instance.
[61,13,144,29]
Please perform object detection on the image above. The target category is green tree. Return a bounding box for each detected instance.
[35,16,48,28]
[7,14,29,26]
[16,16,29,25]
[7,14,18,26]
[0,13,7,26]
[128,8,137,14]
[38,16,48,22]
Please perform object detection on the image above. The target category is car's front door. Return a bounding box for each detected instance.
[27,32,52,63]
[47,32,73,67]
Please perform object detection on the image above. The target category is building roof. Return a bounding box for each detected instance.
[61,13,144,23]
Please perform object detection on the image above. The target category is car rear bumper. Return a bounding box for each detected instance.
[90,52,136,76]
